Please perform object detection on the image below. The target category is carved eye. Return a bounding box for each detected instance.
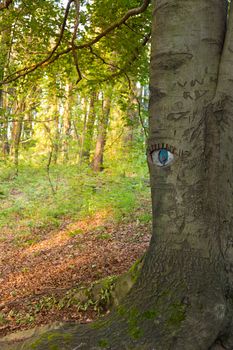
[151,148,174,167]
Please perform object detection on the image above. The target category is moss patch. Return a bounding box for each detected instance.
[127,308,144,340]
[48,345,59,350]
[90,319,111,330]
[117,305,127,317]
[142,309,159,320]
[98,338,109,348]
[166,302,186,328]
[129,256,144,283]
[29,332,72,349]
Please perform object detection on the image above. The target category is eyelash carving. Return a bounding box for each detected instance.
[148,144,183,167]
[148,143,176,154]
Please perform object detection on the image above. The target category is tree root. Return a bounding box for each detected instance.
[2,253,232,349]
[2,290,232,350]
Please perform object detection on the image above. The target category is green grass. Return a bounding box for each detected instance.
[137,212,152,224]
[0,159,150,243]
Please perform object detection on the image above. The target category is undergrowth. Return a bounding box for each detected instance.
[0,155,149,243]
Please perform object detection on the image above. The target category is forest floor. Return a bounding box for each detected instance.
[0,197,151,338]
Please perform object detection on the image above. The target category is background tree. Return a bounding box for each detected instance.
[0,0,150,172]
[80,90,97,162]
[91,89,111,171]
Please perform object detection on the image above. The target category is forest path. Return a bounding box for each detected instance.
[0,202,151,337]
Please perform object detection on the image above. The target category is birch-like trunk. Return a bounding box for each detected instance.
[5,1,233,349]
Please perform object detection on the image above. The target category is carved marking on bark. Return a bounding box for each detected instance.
[183,91,193,100]
[202,38,223,48]
[189,116,205,142]
[153,52,193,71]
[148,143,176,153]
[175,101,184,109]
[149,86,166,104]
[177,80,187,87]
[190,78,204,87]
[210,76,218,83]
[194,90,208,100]
[167,111,190,121]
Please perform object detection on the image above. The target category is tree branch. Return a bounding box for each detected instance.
[89,31,151,83]
[1,0,74,84]
[1,0,151,84]
[71,0,82,84]
[74,0,151,50]
[72,48,82,84]
[0,0,13,11]
[88,47,121,71]
[123,22,147,36]
[72,0,80,43]
[124,73,148,138]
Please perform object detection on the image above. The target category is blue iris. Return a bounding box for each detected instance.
[158,149,168,165]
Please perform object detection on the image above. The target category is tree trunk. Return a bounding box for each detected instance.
[78,97,88,163]
[0,90,10,159]
[123,85,138,145]
[11,101,24,175]
[52,96,60,165]
[0,25,11,160]
[82,91,97,161]
[91,93,111,172]
[62,83,72,162]
[5,0,233,349]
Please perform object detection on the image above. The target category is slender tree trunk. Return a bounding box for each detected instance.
[91,93,111,172]
[12,113,24,175]
[22,110,33,143]
[52,96,60,164]
[0,25,11,159]
[1,91,10,159]
[0,88,4,158]
[10,98,25,174]
[82,91,97,161]
[2,119,10,159]
[123,86,138,145]
[78,97,88,163]
[6,1,233,350]
[62,83,72,162]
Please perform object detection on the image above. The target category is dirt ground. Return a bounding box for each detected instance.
[0,205,151,337]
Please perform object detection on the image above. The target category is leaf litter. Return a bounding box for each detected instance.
[0,201,151,337]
